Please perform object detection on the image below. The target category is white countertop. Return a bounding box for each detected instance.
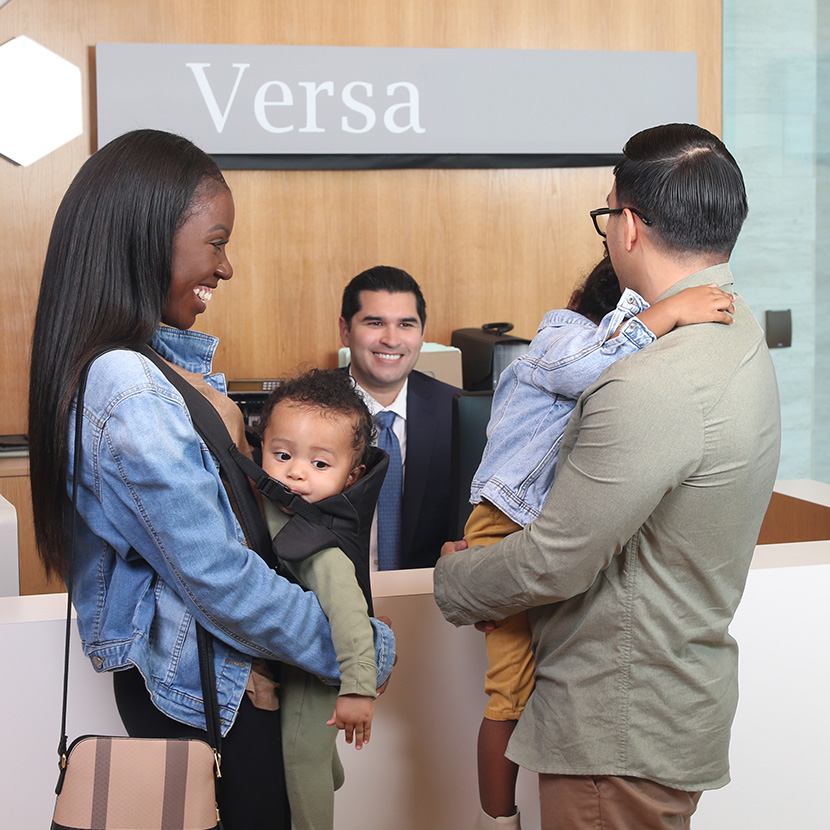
[4,538,830,626]
[4,479,828,623]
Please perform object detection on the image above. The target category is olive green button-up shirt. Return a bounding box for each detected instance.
[434,264,781,791]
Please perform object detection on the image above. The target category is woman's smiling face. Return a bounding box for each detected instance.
[162,183,235,330]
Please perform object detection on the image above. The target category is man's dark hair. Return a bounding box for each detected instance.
[340,265,427,329]
[614,123,748,257]
[259,368,375,467]
[570,254,621,326]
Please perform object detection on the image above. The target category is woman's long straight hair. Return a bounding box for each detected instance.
[28,129,227,576]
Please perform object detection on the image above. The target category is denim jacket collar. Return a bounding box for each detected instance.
[150,325,226,392]
[151,325,219,375]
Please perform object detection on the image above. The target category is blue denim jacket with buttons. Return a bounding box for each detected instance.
[67,325,394,735]
[471,289,655,527]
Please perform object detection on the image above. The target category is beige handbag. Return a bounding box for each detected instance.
[50,360,223,830]
[52,736,220,830]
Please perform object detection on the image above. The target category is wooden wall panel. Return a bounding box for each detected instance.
[1,0,721,592]
[214,166,611,380]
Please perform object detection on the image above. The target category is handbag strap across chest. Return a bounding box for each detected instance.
[56,353,223,791]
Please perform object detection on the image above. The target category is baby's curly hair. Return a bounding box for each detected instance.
[258,368,375,467]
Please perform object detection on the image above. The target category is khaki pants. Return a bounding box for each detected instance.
[539,774,702,830]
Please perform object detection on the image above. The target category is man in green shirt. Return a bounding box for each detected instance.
[434,123,781,830]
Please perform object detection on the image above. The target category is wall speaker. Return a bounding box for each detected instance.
[764,309,792,349]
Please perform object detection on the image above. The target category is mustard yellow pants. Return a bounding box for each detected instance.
[464,501,535,721]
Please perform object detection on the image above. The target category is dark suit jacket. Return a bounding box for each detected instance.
[400,370,460,568]
[343,367,460,569]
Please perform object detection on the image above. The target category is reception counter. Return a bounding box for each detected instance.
[2,482,829,829]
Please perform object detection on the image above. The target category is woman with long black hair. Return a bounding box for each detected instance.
[29,129,395,829]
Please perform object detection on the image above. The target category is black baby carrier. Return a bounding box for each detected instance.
[139,346,386,613]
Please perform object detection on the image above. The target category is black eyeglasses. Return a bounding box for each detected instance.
[590,206,653,238]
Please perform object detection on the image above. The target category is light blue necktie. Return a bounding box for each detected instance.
[375,410,403,570]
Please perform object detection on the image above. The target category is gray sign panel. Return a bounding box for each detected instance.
[96,44,696,159]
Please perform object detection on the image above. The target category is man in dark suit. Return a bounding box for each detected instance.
[339,266,460,570]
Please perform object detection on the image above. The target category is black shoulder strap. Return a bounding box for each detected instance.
[138,346,378,613]
[137,345,276,568]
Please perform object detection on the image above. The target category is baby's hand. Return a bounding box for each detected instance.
[328,694,375,750]
[671,283,736,327]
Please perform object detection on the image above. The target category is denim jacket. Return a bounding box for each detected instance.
[471,289,654,527]
[67,326,394,735]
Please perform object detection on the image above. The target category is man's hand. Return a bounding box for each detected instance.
[439,541,494,630]
[328,694,374,750]
[441,539,469,557]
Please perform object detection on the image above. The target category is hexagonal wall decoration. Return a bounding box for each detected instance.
[0,35,83,166]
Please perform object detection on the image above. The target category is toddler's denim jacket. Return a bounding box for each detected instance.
[471,289,654,527]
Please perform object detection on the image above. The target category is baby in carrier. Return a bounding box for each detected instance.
[255,368,387,830]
